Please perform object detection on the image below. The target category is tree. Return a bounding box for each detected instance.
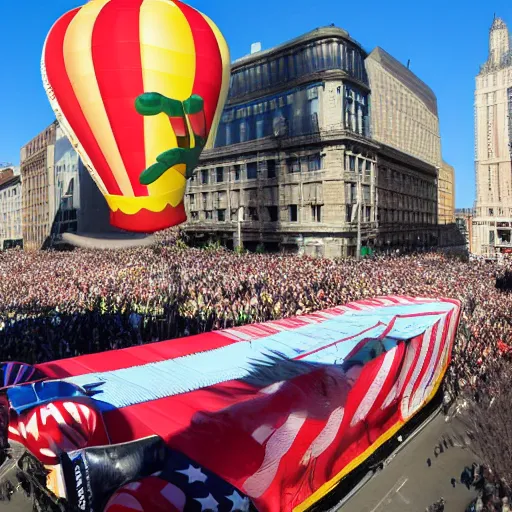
[446,356,512,496]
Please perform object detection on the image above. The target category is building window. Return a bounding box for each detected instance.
[365,206,371,222]
[362,185,371,203]
[201,169,209,184]
[288,158,301,173]
[308,154,321,171]
[357,159,363,173]
[248,207,259,221]
[234,164,241,181]
[267,205,278,221]
[289,204,298,222]
[205,210,213,220]
[191,211,199,221]
[346,204,352,222]
[202,192,207,208]
[489,208,494,216]
[225,123,232,145]
[256,118,265,139]
[189,194,195,206]
[348,155,355,172]
[267,160,276,179]
[217,209,226,222]
[345,182,356,203]
[311,205,322,222]
[247,162,258,180]
[216,167,224,183]
[240,120,248,142]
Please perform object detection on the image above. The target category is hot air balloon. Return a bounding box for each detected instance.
[42,0,230,233]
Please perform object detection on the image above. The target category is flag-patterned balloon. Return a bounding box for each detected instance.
[8,398,109,465]
[42,0,230,232]
[4,297,461,512]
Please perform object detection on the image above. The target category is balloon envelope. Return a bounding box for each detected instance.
[42,0,230,232]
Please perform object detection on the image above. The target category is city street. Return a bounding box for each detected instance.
[338,413,477,512]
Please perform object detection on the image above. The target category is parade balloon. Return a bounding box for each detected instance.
[42,0,230,232]
[1,297,460,512]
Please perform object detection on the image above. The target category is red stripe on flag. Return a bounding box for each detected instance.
[409,322,438,403]
[174,1,223,133]
[91,0,147,196]
[36,331,239,378]
[44,9,122,195]
[399,333,425,419]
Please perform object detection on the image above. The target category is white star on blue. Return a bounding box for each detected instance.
[226,490,250,511]
[195,492,219,511]
[176,464,208,484]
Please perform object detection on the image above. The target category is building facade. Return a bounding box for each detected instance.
[19,122,154,250]
[52,124,122,239]
[438,161,455,224]
[473,17,512,256]
[51,124,81,236]
[20,122,57,251]
[0,167,23,250]
[183,28,439,257]
[455,208,474,253]
[366,47,442,169]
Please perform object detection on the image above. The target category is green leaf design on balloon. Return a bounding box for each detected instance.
[135,92,206,185]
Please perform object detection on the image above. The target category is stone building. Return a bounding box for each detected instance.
[183,27,439,257]
[19,123,154,250]
[438,161,455,224]
[20,122,57,251]
[365,47,442,169]
[455,208,474,253]
[0,167,23,250]
[473,17,512,256]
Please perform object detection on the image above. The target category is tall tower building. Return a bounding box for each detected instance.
[473,17,512,256]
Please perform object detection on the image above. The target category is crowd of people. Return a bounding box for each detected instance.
[0,238,510,393]
[1,238,512,510]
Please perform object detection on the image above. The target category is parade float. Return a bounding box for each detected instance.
[0,296,460,511]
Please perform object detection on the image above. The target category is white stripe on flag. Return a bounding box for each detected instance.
[350,348,398,426]
[401,325,433,420]
[301,406,345,464]
[243,411,307,498]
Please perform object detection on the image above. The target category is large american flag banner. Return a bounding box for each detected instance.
[5,296,460,512]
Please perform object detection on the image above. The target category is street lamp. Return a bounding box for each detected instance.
[237,206,244,250]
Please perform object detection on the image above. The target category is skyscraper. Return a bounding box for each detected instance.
[473,17,512,256]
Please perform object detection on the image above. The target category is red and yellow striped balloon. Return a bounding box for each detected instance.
[42,0,230,232]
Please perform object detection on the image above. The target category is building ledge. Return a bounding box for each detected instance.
[199,129,378,162]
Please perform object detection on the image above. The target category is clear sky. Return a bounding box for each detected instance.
[0,0,509,207]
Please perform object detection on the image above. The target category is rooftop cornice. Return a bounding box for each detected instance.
[0,175,21,190]
[231,27,366,71]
